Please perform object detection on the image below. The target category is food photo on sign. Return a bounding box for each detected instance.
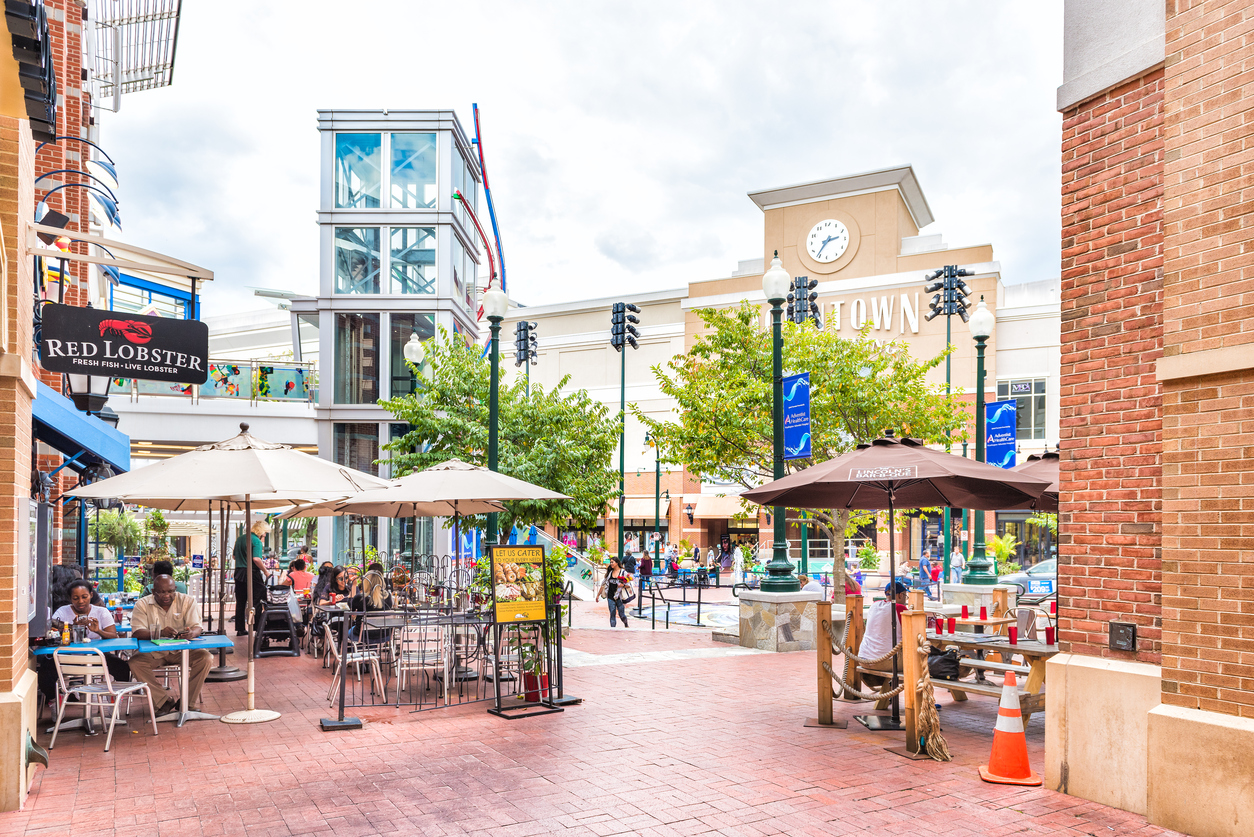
[490,545,547,623]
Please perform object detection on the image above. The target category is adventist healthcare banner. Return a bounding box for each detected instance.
[985,399,1017,469]
[39,304,209,384]
[783,372,812,460]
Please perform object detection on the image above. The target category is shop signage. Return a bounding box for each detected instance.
[39,303,209,384]
[986,399,1017,468]
[489,545,547,623]
[782,372,812,460]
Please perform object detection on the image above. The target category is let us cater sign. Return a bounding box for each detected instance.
[39,304,209,384]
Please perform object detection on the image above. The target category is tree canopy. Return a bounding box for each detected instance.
[636,301,970,579]
[381,328,620,540]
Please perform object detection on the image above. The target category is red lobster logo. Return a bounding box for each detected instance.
[98,319,154,344]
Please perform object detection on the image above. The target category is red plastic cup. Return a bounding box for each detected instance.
[961,605,969,619]
[1045,626,1056,645]
[947,617,956,633]
[979,606,988,620]
[1008,626,1018,644]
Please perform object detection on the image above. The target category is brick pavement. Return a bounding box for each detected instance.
[4,618,1178,836]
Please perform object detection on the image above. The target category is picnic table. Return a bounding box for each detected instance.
[926,630,1058,723]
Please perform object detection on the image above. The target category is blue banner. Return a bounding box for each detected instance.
[783,372,812,460]
[986,399,1017,469]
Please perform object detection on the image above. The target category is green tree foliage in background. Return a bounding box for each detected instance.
[382,328,620,541]
[637,301,969,589]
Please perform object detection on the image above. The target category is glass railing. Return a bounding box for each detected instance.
[113,359,318,404]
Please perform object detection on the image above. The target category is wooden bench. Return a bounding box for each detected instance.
[957,659,1031,677]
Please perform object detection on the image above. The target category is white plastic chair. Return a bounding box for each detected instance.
[50,648,158,752]
[324,624,386,704]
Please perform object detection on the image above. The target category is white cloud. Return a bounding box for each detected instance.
[96,0,1062,318]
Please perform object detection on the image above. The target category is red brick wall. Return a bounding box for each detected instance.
[1158,0,1254,716]
[1057,68,1165,664]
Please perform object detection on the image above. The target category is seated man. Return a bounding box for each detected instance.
[858,582,909,673]
[141,560,187,596]
[129,576,211,716]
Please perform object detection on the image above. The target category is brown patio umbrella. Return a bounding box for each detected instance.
[741,435,1050,731]
[1011,451,1059,512]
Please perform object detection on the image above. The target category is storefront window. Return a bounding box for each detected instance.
[334,133,381,209]
[389,313,435,399]
[996,378,1048,441]
[389,227,437,294]
[333,313,380,404]
[390,133,437,209]
[334,228,382,294]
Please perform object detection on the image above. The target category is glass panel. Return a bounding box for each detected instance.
[389,313,436,399]
[1034,394,1047,439]
[203,363,250,399]
[334,133,381,209]
[334,313,380,404]
[390,227,437,294]
[391,133,437,209]
[334,228,382,294]
[256,365,309,401]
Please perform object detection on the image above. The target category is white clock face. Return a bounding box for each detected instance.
[806,219,850,263]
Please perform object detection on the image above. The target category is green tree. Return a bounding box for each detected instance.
[381,328,620,540]
[637,301,969,590]
[89,507,143,561]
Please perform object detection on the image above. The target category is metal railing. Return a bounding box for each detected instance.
[113,358,317,404]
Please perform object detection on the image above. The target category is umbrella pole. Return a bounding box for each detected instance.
[208,502,245,682]
[220,496,280,724]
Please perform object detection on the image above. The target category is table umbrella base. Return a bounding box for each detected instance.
[207,666,247,682]
[320,716,363,731]
[220,708,281,724]
[855,714,905,731]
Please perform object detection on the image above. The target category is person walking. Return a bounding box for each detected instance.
[595,557,632,628]
[949,546,966,584]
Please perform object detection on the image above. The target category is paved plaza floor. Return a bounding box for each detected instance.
[5,604,1177,836]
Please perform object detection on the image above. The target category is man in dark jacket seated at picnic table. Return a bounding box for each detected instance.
[130,576,211,717]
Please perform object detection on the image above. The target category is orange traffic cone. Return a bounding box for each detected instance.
[978,671,1042,786]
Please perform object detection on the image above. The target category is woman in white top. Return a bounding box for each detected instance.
[52,579,118,641]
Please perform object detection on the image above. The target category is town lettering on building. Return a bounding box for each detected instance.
[39,303,210,385]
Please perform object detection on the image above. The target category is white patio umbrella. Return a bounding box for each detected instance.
[66,423,389,724]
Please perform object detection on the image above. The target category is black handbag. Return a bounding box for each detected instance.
[927,649,962,681]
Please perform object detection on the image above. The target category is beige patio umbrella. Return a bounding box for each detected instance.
[66,422,389,724]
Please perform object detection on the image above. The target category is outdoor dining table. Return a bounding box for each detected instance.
[35,638,139,733]
[136,634,235,727]
[926,630,1058,721]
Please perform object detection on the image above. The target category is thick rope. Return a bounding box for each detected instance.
[823,617,904,701]
[914,633,952,761]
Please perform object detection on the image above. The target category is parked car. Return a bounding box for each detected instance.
[998,558,1056,603]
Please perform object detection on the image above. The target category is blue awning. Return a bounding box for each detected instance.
[31,381,130,474]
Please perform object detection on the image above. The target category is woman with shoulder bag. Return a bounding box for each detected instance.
[595,557,631,628]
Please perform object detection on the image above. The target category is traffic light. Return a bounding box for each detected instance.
[611,302,625,351]
[923,265,975,322]
[624,303,641,350]
[786,276,820,326]
[514,321,538,367]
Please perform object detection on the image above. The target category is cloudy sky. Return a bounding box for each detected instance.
[99,1,1063,319]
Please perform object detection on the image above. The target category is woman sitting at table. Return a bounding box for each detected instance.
[347,571,393,646]
[43,579,130,692]
[316,566,355,606]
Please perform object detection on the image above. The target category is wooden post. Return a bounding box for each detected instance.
[817,602,833,725]
[900,606,929,755]
[844,594,864,694]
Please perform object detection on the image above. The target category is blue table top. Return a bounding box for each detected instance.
[135,634,234,653]
[33,638,138,656]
